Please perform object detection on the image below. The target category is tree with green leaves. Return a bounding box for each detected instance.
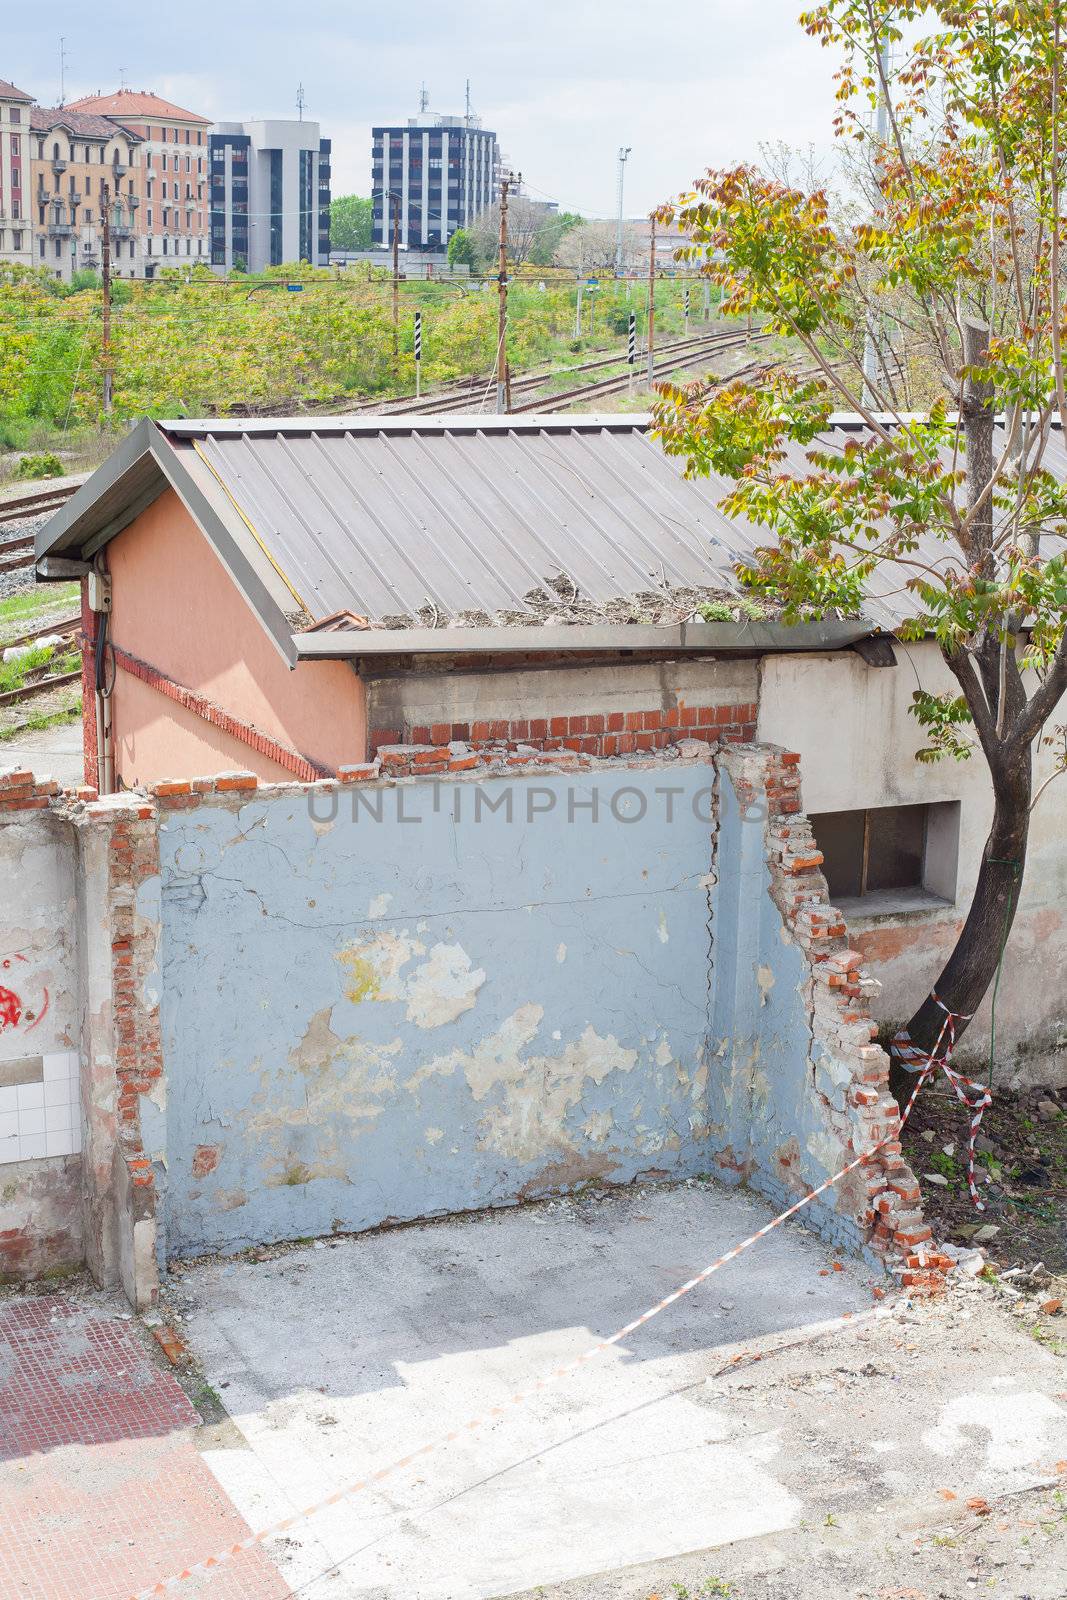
[653,1,1067,1067]
[328,194,373,252]
[447,228,479,270]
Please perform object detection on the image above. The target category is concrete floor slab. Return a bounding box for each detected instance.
[168,1180,1067,1600]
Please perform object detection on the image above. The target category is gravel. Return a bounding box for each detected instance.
[0,512,51,602]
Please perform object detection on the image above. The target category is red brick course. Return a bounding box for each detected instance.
[372,702,758,760]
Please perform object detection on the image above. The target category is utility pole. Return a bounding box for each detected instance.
[296,82,305,121]
[496,170,515,413]
[646,215,656,386]
[575,273,583,339]
[58,36,67,106]
[101,182,113,414]
[862,35,891,403]
[703,279,711,321]
[615,146,631,275]
[392,192,400,365]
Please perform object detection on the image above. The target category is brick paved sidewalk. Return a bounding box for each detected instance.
[0,1295,287,1600]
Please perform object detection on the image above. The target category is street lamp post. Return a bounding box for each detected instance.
[615,146,631,276]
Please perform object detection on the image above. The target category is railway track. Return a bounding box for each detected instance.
[0,481,80,525]
[230,323,768,422]
[0,668,82,709]
[1,612,81,652]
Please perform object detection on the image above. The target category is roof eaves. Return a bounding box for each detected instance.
[291,617,876,659]
[35,419,300,669]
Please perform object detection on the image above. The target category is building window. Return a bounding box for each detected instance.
[12,230,21,249]
[10,135,18,155]
[809,802,960,907]
[10,108,20,124]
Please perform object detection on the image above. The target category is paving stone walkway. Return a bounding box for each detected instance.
[0,1294,285,1600]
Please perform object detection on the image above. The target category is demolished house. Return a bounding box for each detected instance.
[1,412,1062,1306]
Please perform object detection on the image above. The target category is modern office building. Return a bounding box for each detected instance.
[0,79,33,272]
[29,106,143,282]
[371,111,498,252]
[209,120,330,273]
[65,90,211,276]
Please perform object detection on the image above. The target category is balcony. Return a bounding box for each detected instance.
[112,162,128,178]
[110,220,134,239]
[128,194,140,209]
[47,221,74,237]
[51,158,67,174]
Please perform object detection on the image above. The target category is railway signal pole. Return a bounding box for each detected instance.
[684,283,690,336]
[101,181,113,414]
[413,309,422,399]
[627,310,636,396]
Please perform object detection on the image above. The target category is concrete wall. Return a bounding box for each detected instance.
[366,658,760,748]
[156,764,723,1256]
[106,490,366,785]
[2,741,929,1298]
[759,644,1067,1086]
[0,808,82,1280]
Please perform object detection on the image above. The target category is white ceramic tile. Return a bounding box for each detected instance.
[15,1082,44,1111]
[45,1128,77,1158]
[0,1084,17,1115]
[0,1110,17,1139]
[43,1051,76,1082]
[44,1103,70,1133]
[0,1134,19,1164]
[44,1078,72,1108]
[16,1132,45,1159]
[18,1107,46,1137]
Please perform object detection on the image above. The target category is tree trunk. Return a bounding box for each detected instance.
[893,735,1031,1087]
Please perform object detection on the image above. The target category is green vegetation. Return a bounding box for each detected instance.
[14,451,64,480]
[0,701,82,740]
[328,194,373,252]
[0,259,719,431]
[0,583,80,630]
[447,228,478,270]
[0,643,80,697]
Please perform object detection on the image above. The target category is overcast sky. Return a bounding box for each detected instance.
[6,0,842,215]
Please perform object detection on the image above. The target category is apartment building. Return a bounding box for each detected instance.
[29,108,142,282]
[0,79,33,270]
[65,90,210,275]
[209,119,331,272]
[371,113,498,252]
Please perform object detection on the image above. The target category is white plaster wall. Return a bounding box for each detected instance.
[758,644,1067,1082]
[0,816,81,1165]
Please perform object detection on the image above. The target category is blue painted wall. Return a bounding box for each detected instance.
[158,767,750,1256]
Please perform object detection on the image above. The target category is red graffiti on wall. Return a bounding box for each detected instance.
[0,952,45,1033]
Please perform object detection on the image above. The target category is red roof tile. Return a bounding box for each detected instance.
[0,79,33,103]
[64,89,209,124]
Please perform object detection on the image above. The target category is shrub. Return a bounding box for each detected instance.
[14,451,64,480]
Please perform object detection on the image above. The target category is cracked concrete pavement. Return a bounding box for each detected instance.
[155,1179,1067,1600]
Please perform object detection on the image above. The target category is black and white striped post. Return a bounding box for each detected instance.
[413,309,423,399]
[627,310,636,395]
[683,283,690,336]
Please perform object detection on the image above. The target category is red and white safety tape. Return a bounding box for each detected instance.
[891,992,992,1209]
[127,1015,982,1600]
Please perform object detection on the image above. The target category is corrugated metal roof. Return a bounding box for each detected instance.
[162,412,1058,635]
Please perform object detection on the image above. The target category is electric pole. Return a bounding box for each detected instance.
[615,146,631,276]
[392,192,400,365]
[496,170,516,413]
[646,215,656,386]
[101,182,113,414]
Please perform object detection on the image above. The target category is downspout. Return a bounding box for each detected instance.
[92,553,115,795]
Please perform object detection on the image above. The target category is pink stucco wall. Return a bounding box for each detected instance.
[106,489,366,787]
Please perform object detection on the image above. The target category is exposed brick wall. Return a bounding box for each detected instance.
[725,746,939,1288]
[111,643,331,783]
[368,702,758,760]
